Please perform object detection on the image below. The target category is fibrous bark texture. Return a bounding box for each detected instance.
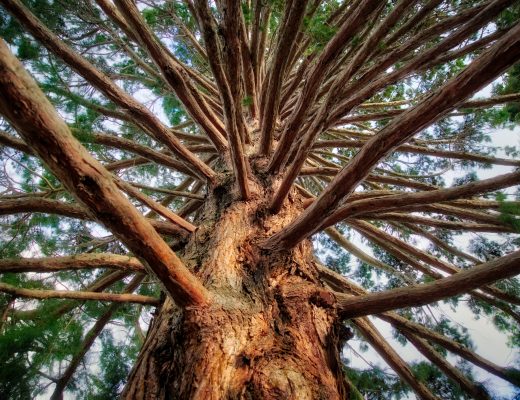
[123,183,349,399]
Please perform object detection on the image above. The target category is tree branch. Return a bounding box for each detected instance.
[263,20,520,250]
[268,0,382,173]
[258,0,309,155]
[317,265,520,387]
[192,0,251,199]
[351,317,439,400]
[0,253,144,274]
[0,197,188,238]
[0,282,158,305]
[1,0,217,183]
[112,0,228,153]
[402,331,491,400]
[0,40,210,307]
[319,170,520,229]
[336,249,520,318]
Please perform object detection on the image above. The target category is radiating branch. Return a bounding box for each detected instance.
[0,282,158,305]
[352,317,439,400]
[264,21,520,249]
[1,0,217,183]
[192,0,251,199]
[0,40,210,307]
[0,197,188,238]
[258,0,309,155]
[112,0,228,153]
[0,253,144,274]
[319,170,520,230]
[317,265,520,387]
[336,249,520,318]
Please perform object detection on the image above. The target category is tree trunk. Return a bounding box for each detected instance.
[122,183,349,399]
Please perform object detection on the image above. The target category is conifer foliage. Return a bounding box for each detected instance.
[0,0,520,398]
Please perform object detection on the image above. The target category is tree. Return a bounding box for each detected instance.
[0,0,519,398]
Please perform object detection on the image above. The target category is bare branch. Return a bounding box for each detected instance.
[402,331,491,400]
[0,40,210,307]
[264,21,520,249]
[258,0,309,155]
[192,0,251,199]
[0,281,158,305]
[352,317,439,400]
[1,0,217,182]
[336,249,520,318]
[0,197,188,238]
[319,170,520,229]
[0,253,144,274]
[112,0,228,153]
[318,265,520,387]
[268,0,382,173]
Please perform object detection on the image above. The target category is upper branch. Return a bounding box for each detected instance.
[257,0,309,156]
[336,249,520,318]
[0,40,210,307]
[112,0,228,153]
[263,21,520,250]
[268,0,382,173]
[192,0,251,199]
[0,0,216,183]
[317,170,520,231]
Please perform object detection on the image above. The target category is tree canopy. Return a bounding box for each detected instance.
[0,0,520,398]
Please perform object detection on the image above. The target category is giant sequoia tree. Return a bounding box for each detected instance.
[1,0,520,398]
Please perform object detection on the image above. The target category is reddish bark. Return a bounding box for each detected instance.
[122,184,350,399]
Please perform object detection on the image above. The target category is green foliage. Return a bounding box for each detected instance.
[495,192,520,233]
[303,11,337,51]
[0,309,83,398]
[17,36,39,60]
[345,367,408,399]
[315,231,351,274]
[143,8,160,26]
[494,64,520,123]
[86,331,139,399]
[162,94,185,125]
[412,361,473,399]
[0,0,519,398]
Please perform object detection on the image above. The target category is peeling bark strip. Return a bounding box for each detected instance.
[336,249,520,318]
[0,40,210,307]
[264,21,520,250]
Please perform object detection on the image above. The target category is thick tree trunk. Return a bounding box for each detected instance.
[122,184,349,399]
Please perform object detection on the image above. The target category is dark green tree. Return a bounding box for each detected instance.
[0,0,520,398]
